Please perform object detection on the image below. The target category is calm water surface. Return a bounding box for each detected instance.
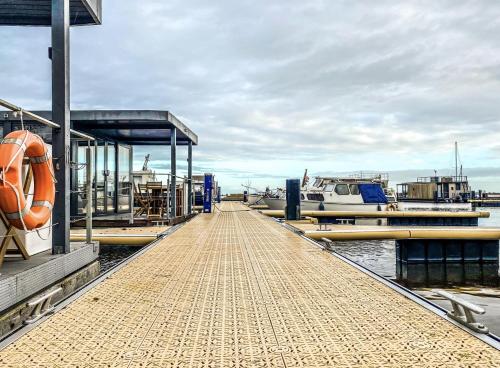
[98,246,141,274]
[326,207,500,336]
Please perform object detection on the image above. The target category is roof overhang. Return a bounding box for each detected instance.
[71,110,198,146]
[1,110,198,146]
[0,0,102,26]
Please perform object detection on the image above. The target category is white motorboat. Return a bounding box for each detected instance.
[263,175,391,212]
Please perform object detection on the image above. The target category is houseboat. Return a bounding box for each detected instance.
[397,175,472,211]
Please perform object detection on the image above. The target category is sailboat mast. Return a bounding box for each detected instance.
[455,141,458,178]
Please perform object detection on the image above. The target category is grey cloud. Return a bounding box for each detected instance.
[3,1,500,191]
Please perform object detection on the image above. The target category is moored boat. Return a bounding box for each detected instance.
[263,174,391,212]
[397,175,472,212]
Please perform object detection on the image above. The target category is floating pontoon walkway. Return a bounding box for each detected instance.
[1,203,499,367]
[289,223,500,241]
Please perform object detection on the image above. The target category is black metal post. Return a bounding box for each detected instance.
[103,142,108,213]
[187,140,192,214]
[51,0,70,254]
[85,144,93,244]
[170,128,177,218]
[114,143,119,213]
[94,141,98,214]
[69,140,78,217]
[285,179,301,221]
[129,145,133,217]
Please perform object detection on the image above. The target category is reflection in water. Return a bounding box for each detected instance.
[328,240,397,279]
[98,246,142,274]
[327,239,499,287]
[396,239,499,287]
[479,207,500,227]
[327,208,500,286]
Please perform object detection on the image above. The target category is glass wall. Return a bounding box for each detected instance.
[107,143,116,212]
[117,145,131,212]
[95,142,106,214]
[74,141,132,217]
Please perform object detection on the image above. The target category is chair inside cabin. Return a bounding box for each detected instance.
[145,181,166,220]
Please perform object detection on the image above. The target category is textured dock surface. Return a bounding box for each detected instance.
[1,202,499,367]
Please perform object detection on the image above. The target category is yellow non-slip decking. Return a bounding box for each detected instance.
[1,203,499,367]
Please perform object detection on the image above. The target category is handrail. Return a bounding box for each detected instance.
[0,98,94,141]
[70,129,95,141]
[141,172,192,180]
[0,99,60,129]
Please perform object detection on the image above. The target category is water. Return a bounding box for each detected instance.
[479,207,500,227]
[98,246,142,274]
[329,240,396,279]
[325,207,500,336]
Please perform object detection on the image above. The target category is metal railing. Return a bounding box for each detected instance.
[1,99,95,142]
[0,98,95,244]
[417,175,468,183]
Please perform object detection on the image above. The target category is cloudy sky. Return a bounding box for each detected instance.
[2,0,500,192]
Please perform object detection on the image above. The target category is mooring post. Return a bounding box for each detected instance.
[51,0,71,254]
[285,179,301,221]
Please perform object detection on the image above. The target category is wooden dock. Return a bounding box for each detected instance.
[1,202,499,367]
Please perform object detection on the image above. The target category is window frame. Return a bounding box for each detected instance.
[324,184,335,192]
[334,184,350,195]
[349,184,360,195]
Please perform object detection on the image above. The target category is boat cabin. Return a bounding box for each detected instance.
[1,110,198,226]
[306,176,387,204]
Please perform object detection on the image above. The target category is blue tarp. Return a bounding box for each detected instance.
[358,184,388,204]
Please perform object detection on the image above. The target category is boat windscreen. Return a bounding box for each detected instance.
[358,184,388,204]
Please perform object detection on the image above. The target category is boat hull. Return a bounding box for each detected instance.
[262,198,387,211]
[247,194,264,205]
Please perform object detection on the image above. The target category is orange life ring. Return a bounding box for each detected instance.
[0,130,55,230]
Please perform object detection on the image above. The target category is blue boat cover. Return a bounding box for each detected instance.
[358,184,388,204]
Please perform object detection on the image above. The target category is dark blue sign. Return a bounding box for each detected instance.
[203,174,213,213]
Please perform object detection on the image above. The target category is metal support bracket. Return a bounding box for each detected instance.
[338,219,351,225]
[318,223,331,231]
[24,287,62,324]
[434,289,489,333]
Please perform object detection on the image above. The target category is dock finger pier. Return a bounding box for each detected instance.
[1,203,499,367]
